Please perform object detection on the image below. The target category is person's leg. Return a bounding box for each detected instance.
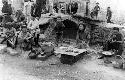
[107,17,111,23]
[95,11,98,19]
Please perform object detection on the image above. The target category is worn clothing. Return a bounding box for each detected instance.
[94,5,100,12]
[93,5,100,17]
[24,2,32,16]
[107,9,112,18]
[76,30,89,43]
[54,21,65,33]
[2,3,12,15]
[31,4,36,17]
[53,3,59,13]
[15,10,25,22]
[2,3,13,24]
[71,2,78,14]
[103,30,123,55]
[106,9,112,23]
[27,19,39,30]
[2,15,13,24]
[109,31,123,42]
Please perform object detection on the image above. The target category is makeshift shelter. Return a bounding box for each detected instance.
[63,19,78,39]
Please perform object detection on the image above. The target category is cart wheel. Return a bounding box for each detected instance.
[113,55,124,69]
[28,51,37,59]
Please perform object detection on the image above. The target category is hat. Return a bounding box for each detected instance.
[107,7,110,8]
[96,2,99,4]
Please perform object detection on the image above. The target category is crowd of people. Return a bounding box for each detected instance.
[0,0,124,62]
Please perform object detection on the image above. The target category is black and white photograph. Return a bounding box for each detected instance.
[0,0,125,80]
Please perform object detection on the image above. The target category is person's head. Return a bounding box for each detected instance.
[3,1,8,5]
[79,23,86,31]
[72,1,75,4]
[96,2,99,5]
[107,7,110,10]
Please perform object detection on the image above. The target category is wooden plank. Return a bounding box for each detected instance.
[55,47,87,56]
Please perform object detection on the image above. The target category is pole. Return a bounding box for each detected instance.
[70,0,71,14]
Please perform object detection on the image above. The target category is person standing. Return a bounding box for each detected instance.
[85,2,89,16]
[53,2,59,13]
[106,7,112,23]
[24,1,32,24]
[31,2,36,17]
[54,16,65,43]
[2,1,13,24]
[93,2,100,19]
[71,1,78,14]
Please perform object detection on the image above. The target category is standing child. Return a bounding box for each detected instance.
[93,2,100,19]
[106,7,112,23]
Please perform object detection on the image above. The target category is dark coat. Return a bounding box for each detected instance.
[2,3,12,15]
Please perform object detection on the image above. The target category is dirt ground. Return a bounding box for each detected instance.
[0,49,125,80]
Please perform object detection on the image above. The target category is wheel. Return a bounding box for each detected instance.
[28,51,37,59]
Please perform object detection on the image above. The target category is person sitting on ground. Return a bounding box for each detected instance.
[99,27,124,59]
[1,27,16,44]
[76,22,90,48]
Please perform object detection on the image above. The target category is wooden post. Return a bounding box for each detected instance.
[70,0,72,14]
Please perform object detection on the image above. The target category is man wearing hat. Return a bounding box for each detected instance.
[93,2,100,19]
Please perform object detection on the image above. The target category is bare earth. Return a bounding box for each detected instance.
[0,51,125,80]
